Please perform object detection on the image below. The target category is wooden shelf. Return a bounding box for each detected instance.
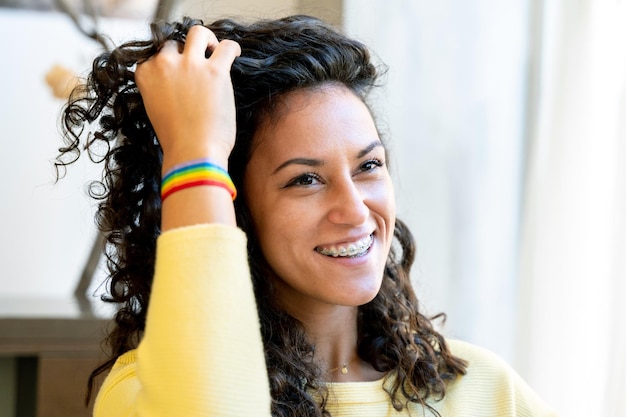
[0,317,107,356]
[0,297,112,417]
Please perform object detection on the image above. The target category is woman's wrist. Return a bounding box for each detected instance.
[162,151,230,175]
[161,139,232,173]
[159,142,237,231]
[160,185,237,231]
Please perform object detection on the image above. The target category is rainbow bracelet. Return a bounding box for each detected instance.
[161,158,237,201]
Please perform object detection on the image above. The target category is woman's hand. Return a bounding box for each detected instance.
[135,25,241,168]
[135,25,241,230]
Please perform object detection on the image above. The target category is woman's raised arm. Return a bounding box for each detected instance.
[135,24,240,230]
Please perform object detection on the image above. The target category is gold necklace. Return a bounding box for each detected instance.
[328,362,350,375]
[326,356,358,375]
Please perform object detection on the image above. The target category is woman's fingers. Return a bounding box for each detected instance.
[161,39,182,55]
[185,25,219,58]
[183,25,241,68]
[135,40,178,86]
[141,25,239,70]
[134,24,241,164]
[208,39,242,68]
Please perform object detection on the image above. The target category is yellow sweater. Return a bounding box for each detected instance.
[94,224,557,417]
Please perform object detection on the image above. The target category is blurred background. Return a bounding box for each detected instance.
[0,0,624,416]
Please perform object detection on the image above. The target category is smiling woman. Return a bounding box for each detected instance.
[55,14,558,417]
[245,86,395,315]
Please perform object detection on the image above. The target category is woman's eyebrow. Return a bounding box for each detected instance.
[272,141,382,175]
[356,141,384,158]
[272,158,323,175]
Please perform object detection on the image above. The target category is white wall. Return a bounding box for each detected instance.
[0,9,150,305]
[344,0,528,365]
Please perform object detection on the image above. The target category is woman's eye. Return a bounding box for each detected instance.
[285,173,321,187]
[359,159,384,172]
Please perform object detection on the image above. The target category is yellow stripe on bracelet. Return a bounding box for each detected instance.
[161,159,237,201]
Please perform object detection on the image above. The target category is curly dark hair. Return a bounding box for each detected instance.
[56,15,467,417]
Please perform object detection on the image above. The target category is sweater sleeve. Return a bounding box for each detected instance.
[93,224,272,417]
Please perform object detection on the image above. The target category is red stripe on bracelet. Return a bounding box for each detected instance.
[161,179,237,201]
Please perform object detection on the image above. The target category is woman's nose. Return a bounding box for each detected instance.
[326,178,369,226]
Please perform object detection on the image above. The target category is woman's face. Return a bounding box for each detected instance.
[244,84,396,315]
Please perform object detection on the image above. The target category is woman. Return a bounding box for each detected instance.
[57,15,556,417]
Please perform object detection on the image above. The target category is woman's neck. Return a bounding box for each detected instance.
[288,304,385,382]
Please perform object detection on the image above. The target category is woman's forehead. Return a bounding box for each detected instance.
[255,85,374,137]
[248,86,382,167]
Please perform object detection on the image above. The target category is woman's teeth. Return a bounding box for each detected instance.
[316,235,373,258]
